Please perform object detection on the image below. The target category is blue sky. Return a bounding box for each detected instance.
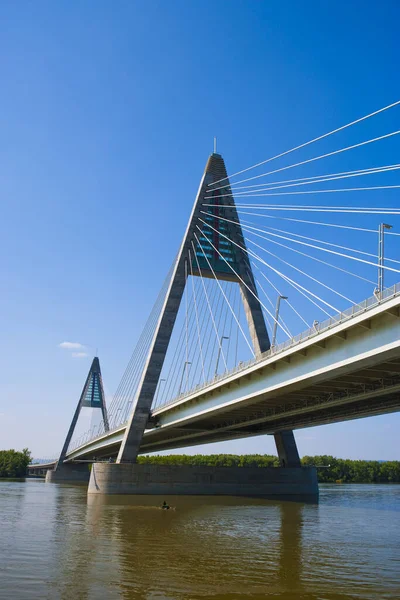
[1,1,399,459]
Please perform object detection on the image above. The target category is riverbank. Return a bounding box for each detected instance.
[137,454,400,484]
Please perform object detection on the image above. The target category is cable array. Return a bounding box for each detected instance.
[69,97,400,450]
[68,258,177,450]
[207,99,400,187]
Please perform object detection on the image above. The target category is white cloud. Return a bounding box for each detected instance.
[71,352,88,358]
[59,341,86,350]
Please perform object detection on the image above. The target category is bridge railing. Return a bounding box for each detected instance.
[67,282,400,454]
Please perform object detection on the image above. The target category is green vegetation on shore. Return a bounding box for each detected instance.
[302,455,400,483]
[138,454,400,483]
[0,449,31,477]
[1,450,398,483]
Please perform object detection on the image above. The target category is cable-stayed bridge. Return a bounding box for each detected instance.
[63,286,400,462]
[35,100,400,496]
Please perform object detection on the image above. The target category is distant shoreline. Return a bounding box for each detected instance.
[135,454,400,484]
[8,452,398,484]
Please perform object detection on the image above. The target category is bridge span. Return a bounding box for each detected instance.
[64,284,400,464]
[27,462,57,477]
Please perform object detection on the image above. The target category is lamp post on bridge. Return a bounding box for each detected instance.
[123,400,134,422]
[215,335,229,377]
[271,296,288,347]
[114,407,122,429]
[178,362,191,395]
[154,378,166,407]
[376,222,393,298]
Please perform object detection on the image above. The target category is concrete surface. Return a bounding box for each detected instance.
[88,463,318,498]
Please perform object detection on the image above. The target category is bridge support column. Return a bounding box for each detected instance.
[274,430,301,468]
[45,462,91,484]
[88,463,318,499]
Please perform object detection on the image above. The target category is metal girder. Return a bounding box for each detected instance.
[139,393,400,453]
[356,320,372,330]
[141,376,400,450]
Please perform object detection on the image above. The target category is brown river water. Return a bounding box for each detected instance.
[0,480,399,599]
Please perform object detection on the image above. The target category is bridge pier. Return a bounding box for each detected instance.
[45,462,91,484]
[87,463,318,499]
[274,430,301,468]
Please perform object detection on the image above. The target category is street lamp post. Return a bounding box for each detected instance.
[178,362,191,395]
[123,400,134,422]
[115,407,122,428]
[154,378,166,408]
[214,335,229,377]
[377,222,393,297]
[271,295,288,347]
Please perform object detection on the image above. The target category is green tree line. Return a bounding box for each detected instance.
[1,450,398,482]
[302,455,400,483]
[0,449,31,477]
[137,454,400,483]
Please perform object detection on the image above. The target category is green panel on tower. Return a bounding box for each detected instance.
[81,372,103,408]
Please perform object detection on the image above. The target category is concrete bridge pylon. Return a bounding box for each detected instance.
[46,356,109,483]
[48,154,315,496]
[116,152,300,468]
[84,153,313,497]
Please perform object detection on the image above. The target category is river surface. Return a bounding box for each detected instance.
[0,480,399,600]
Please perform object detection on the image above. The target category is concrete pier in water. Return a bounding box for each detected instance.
[88,463,318,498]
[45,463,91,484]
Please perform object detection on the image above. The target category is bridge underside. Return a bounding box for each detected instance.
[142,373,400,453]
[65,355,400,462]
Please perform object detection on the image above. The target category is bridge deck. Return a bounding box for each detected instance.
[65,286,400,461]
